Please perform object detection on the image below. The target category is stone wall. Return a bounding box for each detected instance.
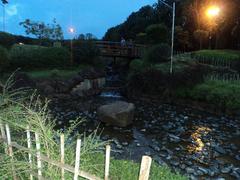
[71,77,106,97]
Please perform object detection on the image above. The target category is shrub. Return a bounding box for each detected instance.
[129,59,144,72]
[135,32,147,44]
[144,43,171,64]
[0,32,16,48]
[9,44,70,70]
[145,24,169,44]
[0,46,9,73]
[127,64,207,96]
[192,50,240,71]
[187,80,240,111]
[41,46,70,67]
[192,50,240,63]
[72,40,100,65]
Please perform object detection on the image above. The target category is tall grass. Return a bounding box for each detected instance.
[0,74,106,179]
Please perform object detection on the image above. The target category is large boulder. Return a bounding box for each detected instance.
[97,101,135,127]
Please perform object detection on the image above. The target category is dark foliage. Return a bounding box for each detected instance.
[144,43,171,64]
[0,46,9,73]
[129,59,144,72]
[9,44,70,70]
[103,0,240,50]
[145,24,169,44]
[71,40,100,65]
[127,64,208,96]
[0,32,16,48]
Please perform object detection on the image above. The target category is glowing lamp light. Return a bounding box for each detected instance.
[206,6,220,18]
[69,27,75,34]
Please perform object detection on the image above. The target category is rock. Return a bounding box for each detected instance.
[215,146,226,154]
[221,167,231,174]
[170,160,180,166]
[186,167,195,174]
[153,156,167,166]
[180,164,186,169]
[145,151,151,156]
[198,167,209,175]
[97,101,135,127]
[168,134,181,143]
[150,144,160,152]
[235,155,240,161]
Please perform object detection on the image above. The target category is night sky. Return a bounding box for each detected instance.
[1,0,156,39]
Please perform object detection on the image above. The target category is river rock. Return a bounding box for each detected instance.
[97,101,135,127]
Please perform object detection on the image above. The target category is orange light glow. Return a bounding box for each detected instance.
[206,6,220,18]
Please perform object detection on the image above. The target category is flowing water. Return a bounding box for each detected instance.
[49,66,240,179]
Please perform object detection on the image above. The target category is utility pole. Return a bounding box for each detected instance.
[158,0,176,74]
[170,2,175,74]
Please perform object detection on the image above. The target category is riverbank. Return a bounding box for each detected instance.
[49,94,240,180]
[0,73,186,180]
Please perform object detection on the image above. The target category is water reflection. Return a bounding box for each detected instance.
[188,126,212,153]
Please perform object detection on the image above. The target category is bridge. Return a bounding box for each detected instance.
[95,41,147,59]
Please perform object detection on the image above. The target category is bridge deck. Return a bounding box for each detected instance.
[95,41,146,59]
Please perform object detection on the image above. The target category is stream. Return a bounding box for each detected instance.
[49,66,240,180]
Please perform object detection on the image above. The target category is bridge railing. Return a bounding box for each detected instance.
[95,41,147,58]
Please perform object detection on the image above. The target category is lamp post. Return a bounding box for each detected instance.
[158,0,176,74]
[206,6,220,49]
[69,27,75,65]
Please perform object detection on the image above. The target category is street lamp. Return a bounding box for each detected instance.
[158,0,176,74]
[205,6,221,49]
[68,27,75,65]
[206,6,220,18]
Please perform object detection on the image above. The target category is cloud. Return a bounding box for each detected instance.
[6,4,18,16]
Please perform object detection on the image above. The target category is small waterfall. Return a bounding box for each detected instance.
[99,62,124,99]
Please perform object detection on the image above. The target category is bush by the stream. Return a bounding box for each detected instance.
[0,46,9,73]
[175,80,240,111]
[144,43,171,64]
[72,40,100,65]
[127,64,207,96]
[9,44,70,70]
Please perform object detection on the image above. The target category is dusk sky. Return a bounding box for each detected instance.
[1,0,156,39]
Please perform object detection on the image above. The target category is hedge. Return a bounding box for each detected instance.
[9,44,70,70]
[176,80,240,111]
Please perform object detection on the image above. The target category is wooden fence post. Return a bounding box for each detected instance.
[60,134,65,180]
[74,139,81,180]
[138,156,152,180]
[104,145,111,180]
[0,121,7,153]
[35,133,42,179]
[5,124,17,180]
[27,126,33,180]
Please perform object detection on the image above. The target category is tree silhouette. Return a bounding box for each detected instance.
[1,0,8,4]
